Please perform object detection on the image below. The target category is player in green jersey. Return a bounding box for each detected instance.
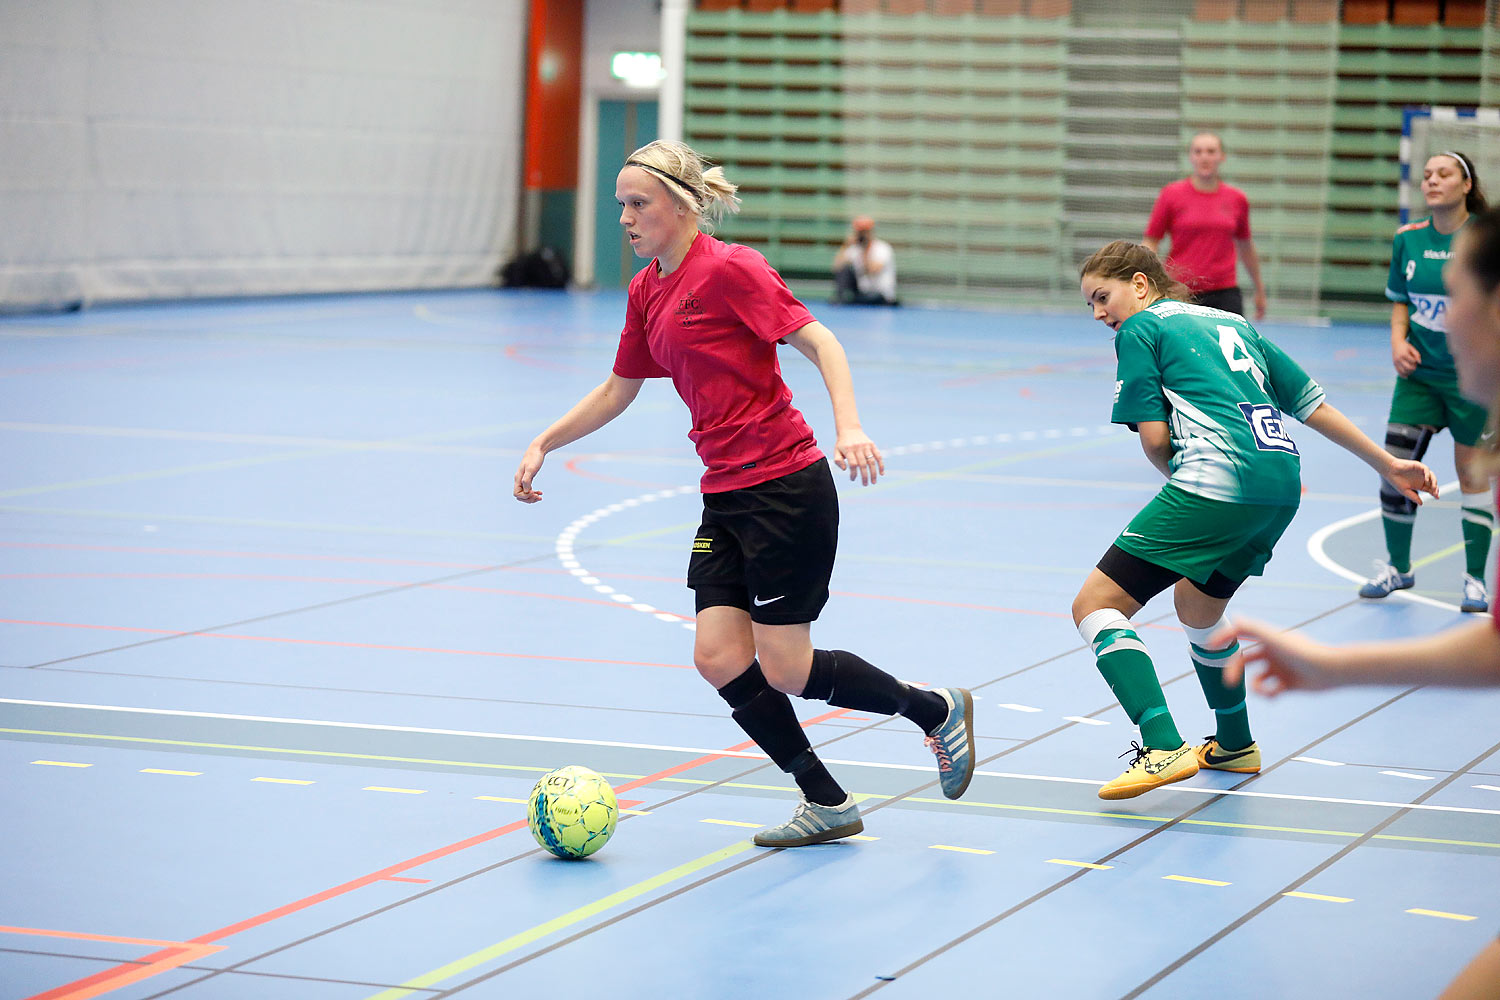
[1073,240,1439,799]
[1361,151,1492,612]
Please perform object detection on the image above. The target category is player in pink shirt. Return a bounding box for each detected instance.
[513,140,976,847]
[1144,131,1267,321]
[1215,207,1500,999]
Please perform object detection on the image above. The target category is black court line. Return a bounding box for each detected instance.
[842,599,1439,998]
[129,615,1163,997]
[845,682,1424,999]
[1,665,722,721]
[119,600,1403,998]
[1121,735,1500,1000]
[23,547,573,669]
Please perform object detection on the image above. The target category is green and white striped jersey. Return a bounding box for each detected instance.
[1111,300,1326,506]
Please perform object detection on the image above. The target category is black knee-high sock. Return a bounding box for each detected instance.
[717,661,845,806]
[801,649,948,734]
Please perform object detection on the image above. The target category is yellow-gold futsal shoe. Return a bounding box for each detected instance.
[1098,741,1199,800]
[1194,737,1262,774]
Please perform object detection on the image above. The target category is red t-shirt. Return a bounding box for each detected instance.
[612,233,823,493]
[1144,178,1252,293]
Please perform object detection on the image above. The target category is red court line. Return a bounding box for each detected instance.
[2,926,226,1000]
[828,591,1181,632]
[0,542,491,569]
[563,455,678,488]
[0,619,694,670]
[0,575,693,617]
[31,711,844,999]
[611,707,848,796]
[380,876,432,884]
[503,343,588,373]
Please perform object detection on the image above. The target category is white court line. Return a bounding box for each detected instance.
[1293,756,1346,766]
[1381,770,1437,781]
[1306,479,1462,613]
[3,698,1497,819]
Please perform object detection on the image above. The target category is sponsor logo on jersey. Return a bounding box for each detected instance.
[1423,249,1453,260]
[1238,402,1298,454]
[1408,292,1450,332]
[1113,379,1123,404]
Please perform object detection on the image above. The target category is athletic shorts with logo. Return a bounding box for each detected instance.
[1113,483,1297,589]
[1389,374,1491,448]
[687,457,838,625]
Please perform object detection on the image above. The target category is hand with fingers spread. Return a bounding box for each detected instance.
[1215,618,1344,696]
[833,430,885,486]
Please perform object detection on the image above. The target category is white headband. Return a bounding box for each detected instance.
[1438,151,1472,180]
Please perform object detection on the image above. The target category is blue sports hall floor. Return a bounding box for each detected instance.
[2,287,1496,999]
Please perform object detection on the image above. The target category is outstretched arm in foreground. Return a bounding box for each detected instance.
[1219,616,1500,695]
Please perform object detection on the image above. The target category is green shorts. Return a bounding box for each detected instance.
[1389,375,1490,447]
[1114,484,1299,587]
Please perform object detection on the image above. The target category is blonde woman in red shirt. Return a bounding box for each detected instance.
[1144,131,1267,321]
[514,141,975,848]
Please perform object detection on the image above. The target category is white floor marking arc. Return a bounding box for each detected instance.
[554,425,1126,633]
[5,698,1498,819]
[1306,479,1463,612]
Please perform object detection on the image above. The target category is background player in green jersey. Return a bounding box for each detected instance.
[1362,152,1491,612]
[1073,240,1438,800]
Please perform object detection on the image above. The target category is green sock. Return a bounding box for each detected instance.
[1092,626,1182,750]
[1382,512,1415,574]
[1191,640,1252,751]
[1462,492,1494,579]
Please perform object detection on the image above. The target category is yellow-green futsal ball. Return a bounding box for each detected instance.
[528,765,619,859]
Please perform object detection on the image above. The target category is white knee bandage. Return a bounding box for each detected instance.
[1179,615,1232,650]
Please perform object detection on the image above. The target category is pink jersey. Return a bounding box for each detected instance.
[612,233,823,493]
[1145,178,1252,293]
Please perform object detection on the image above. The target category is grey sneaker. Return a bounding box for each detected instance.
[753,793,863,848]
[1462,574,1490,613]
[925,687,976,800]
[1359,562,1414,599]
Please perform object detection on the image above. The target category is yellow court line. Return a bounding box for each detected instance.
[364,786,425,795]
[475,795,526,804]
[364,840,754,999]
[905,795,1500,851]
[849,834,880,841]
[701,819,760,828]
[253,777,314,785]
[932,845,994,855]
[620,809,652,816]
[1407,908,1478,921]
[1164,875,1231,887]
[1048,859,1113,870]
[31,760,90,767]
[12,728,1500,851]
[141,768,200,776]
[1284,891,1354,903]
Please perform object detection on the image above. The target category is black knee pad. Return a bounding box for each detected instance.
[1380,424,1432,518]
[1385,423,1433,462]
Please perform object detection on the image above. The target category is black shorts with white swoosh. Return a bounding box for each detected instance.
[687,457,838,625]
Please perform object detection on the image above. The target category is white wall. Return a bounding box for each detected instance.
[0,0,527,310]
